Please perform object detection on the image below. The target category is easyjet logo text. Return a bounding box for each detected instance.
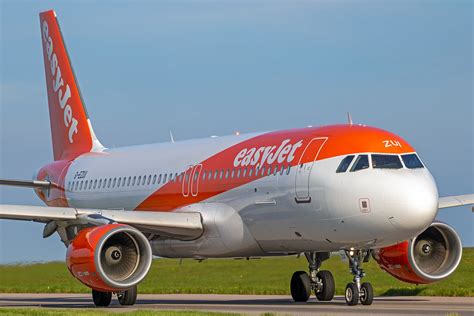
[42,21,78,144]
[233,139,303,168]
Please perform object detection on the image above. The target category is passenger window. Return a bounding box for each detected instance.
[117,177,121,188]
[280,165,285,175]
[175,173,178,181]
[157,174,162,184]
[202,171,207,181]
[231,169,235,178]
[84,180,88,190]
[249,168,253,177]
[219,170,223,179]
[237,169,241,178]
[112,178,116,188]
[286,166,291,175]
[142,176,147,185]
[74,181,78,191]
[225,169,229,179]
[402,154,424,169]
[267,166,272,176]
[194,172,199,181]
[147,175,151,185]
[261,166,266,176]
[372,154,402,169]
[93,180,97,189]
[351,155,369,172]
[208,171,212,181]
[98,179,102,188]
[243,168,247,177]
[137,176,141,186]
[336,155,355,173]
[273,165,278,176]
[163,174,168,183]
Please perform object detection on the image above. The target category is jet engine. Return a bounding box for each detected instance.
[373,222,462,284]
[66,223,152,292]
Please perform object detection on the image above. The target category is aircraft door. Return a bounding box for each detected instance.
[295,137,327,202]
[182,165,193,197]
[191,164,202,197]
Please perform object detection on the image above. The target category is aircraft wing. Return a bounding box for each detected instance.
[438,194,474,210]
[0,204,203,240]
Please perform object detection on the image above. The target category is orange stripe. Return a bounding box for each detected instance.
[136,124,414,211]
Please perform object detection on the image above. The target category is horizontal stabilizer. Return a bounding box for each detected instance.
[0,179,51,189]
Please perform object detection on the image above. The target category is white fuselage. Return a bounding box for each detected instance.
[58,127,439,259]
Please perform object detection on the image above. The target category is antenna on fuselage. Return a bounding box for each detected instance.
[347,112,353,126]
[169,130,175,143]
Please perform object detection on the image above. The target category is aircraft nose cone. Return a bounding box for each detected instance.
[385,171,438,235]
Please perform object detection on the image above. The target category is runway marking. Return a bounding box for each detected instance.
[0,294,473,315]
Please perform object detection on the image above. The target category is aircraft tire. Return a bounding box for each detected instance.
[290,271,311,302]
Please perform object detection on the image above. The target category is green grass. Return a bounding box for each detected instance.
[0,248,472,297]
[0,309,239,316]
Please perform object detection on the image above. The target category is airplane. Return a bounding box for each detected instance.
[1,9,473,307]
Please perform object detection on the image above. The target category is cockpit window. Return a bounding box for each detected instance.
[336,155,355,173]
[372,154,403,169]
[402,154,424,169]
[350,155,369,172]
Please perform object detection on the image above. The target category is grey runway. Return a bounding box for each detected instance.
[0,293,473,315]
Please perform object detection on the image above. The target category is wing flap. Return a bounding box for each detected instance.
[0,204,76,221]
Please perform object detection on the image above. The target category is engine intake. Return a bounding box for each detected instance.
[67,224,152,291]
[373,222,462,284]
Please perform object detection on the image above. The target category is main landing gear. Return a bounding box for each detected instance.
[290,252,335,303]
[92,285,138,307]
[344,249,373,306]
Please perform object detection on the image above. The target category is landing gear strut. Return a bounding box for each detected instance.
[344,249,374,306]
[290,252,335,302]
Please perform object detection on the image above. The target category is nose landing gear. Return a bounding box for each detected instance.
[290,252,335,303]
[344,249,374,306]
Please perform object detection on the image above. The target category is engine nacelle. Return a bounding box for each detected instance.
[373,222,462,284]
[66,224,152,292]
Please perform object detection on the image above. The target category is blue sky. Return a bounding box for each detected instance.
[0,1,472,263]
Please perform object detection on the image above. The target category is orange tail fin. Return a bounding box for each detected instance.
[39,10,104,161]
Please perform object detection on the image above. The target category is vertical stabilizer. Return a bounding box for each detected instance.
[39,10,104,161]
